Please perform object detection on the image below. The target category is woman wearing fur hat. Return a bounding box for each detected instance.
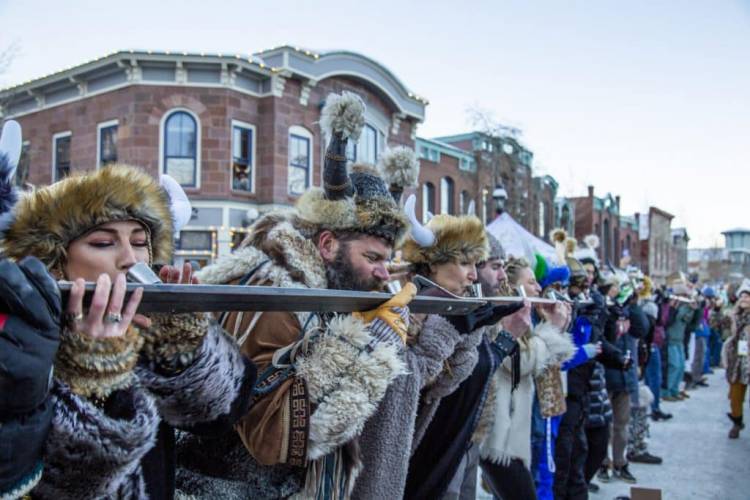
[0,165,256,499]
[177,92,416,499]
[721,279,750,438]
[478,256,575,500]
[400,214,531,500]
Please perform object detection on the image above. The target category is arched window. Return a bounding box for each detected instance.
[162,110,199,187]
[422,182,435,223]
[440,177,455,215]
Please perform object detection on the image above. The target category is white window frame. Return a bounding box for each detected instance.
[51,131,72,182]
[159,107,201,189]
[96,119,119,169]
[288,125,313,196]
[230,119,257,194]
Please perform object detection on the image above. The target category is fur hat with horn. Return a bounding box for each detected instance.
[736,278,750,298]
[401,194,488,265]
[1,165,191,272]
[666,271,690,297]
[558,232,587,280]
[294,92,409,246]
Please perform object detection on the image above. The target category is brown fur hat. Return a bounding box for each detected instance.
[1,165,173,270]
[295,164,409,247]
[401,214,488,265]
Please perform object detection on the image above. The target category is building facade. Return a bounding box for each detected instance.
[722,228,750,279]
[568,186,622,266]
[1,47,427,265]
[671,228,690,274]
[638,207,675,284]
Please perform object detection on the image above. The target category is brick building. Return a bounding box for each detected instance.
[432,132,556,233]
[637,207,675,284]
[0,47,427,265]
[568,185,622,266]
[414,137,485,222]
[619,215,640,267]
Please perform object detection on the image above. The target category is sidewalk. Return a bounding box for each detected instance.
[593,368,750,500]
[476,369,750,499]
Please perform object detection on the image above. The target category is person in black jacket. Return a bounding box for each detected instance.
[553,258,627,500]
[0,257,61,499]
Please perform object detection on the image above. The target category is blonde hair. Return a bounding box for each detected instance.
[505,256,531,287]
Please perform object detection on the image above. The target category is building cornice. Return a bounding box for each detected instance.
[0,47,428,122]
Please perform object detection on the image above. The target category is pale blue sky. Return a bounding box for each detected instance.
[1,0,748,248]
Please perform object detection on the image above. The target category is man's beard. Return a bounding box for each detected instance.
[325,243,384,292]
[482,278,513,297]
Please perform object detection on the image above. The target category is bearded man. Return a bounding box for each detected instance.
[176,92,414,499]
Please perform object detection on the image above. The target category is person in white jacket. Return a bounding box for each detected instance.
[479,257,576,500]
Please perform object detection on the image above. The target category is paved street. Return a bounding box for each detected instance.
[594,369,749,500]
[478,369,750,499]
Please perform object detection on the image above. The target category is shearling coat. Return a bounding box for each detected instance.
[180,213,406,499]
[722,307,750,385]
[479,323,575,467]
[33,322,255,499]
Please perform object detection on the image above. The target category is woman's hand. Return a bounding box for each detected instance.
[159,262,200,285]
[66,273,144,338]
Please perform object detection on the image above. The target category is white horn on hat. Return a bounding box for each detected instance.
[404,194,435,247]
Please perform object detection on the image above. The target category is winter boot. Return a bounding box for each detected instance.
[728,414,744,439]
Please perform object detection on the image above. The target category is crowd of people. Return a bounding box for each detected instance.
[0,93,746,500]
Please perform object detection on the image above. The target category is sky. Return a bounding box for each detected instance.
[1,0,748,248]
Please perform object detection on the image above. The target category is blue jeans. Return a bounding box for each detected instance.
[645,345,662,411]
[666,343,685,397]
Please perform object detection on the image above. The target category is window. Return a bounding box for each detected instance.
[232,121,255,192]
[163,110,198,187]
[16,141,30,187]
[419,146,430,159]
[440,177,455,215]
[359,124,378,165]
[429,149,439,162]
[344,123,382,164]
[97,120,118,168]
[288,129,311,195]
[178,231,213,251]
[52,132,71,182]
[422,182,436,223]
[460,190,472,215]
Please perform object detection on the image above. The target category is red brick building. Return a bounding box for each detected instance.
[431,132,556,234]
[0,47,427,265]
[569,185,624,266]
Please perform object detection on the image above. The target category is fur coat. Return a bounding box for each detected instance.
[722,307,750,385]
[181,212,406,499]
[479,323,575,467]
[352,316,482,500]
[33,322,252,499]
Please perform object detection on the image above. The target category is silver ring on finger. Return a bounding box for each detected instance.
[105,312,123,324]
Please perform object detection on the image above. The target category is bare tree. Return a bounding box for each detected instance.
[466,105,523,139]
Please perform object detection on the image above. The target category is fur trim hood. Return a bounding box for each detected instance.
[401,213,489,265]
[1,165,173,269]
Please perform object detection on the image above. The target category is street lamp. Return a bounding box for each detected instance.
[492,184,508,217]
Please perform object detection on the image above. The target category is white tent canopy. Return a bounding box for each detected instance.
[486,213,560,264]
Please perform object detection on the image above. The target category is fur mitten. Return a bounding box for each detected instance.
[55,326,142,400]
